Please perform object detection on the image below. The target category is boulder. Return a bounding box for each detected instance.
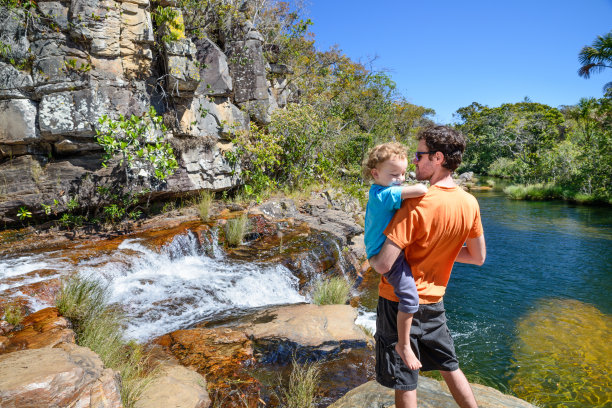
[70,0,122,57]
[0,62,34,100]
[237,303,371,363]
[328,378,538,408]
[193,37,233,97]
[0,343,122,408]
[177,96,249,139]
[119,1,154,77]
[0,308,74,355]
[0,99,39,144]
[0,8,30,65]
[135,362,211,408]
[172,141,241,191]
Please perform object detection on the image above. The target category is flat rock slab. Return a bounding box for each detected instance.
[328,378,537,408]
[243,303,369,347]
[0,342,121,408]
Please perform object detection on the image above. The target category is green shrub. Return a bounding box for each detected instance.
[56,275,156,408]
[280,358,321,408]
[225,214,249,247]
[2,303,23,325]
[312,276,351,305]
[198,190,214,221]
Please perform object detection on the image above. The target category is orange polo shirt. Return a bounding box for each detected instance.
[379,185,483,304]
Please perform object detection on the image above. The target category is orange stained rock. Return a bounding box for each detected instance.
[0,307,75,355]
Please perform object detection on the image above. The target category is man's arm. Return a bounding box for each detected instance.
[455,234,486,265]
[369,238,403,274]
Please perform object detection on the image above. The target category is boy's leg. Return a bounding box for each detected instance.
[383,254,421,369]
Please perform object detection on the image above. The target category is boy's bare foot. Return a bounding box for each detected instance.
[396,342,422,370]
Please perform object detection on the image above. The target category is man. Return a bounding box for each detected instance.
[369,125,486,408]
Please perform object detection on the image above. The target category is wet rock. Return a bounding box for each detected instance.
[328,378,537,408]
[154,326,259,407]
[0,342,122,408]
[135,361,211,408]
[0,307,75,355]
[237,303,371,364]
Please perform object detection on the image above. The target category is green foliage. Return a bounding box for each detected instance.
[312,276,351,305]
[96,106,178,185]
[578,31,612,93]
[279,357,321,408]
[2,303,23,325]
[224,214,249,246]
[151,6,184,44]
[455,101,566,179]
[56,275,156,408]
[17,206,32,220]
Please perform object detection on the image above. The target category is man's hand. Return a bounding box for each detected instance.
[455,234,486,265]
[369,238,403,274]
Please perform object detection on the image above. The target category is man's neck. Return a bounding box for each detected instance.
[429,171,455,187]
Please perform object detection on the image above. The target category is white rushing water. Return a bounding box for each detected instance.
[1,229,306,342]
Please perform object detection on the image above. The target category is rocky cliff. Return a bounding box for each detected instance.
[0,0,292,225]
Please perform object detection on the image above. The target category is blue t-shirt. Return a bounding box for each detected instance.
[364,184,403,259]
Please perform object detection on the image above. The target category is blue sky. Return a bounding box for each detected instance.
[303,0,612,124]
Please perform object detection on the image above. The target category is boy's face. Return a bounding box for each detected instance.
[371,156,407,186]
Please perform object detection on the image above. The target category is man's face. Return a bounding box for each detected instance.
[413,140,435,181]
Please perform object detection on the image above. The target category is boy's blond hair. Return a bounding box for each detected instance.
[362,142,408,180]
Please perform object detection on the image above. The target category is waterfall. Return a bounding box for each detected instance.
[77,231,305,342]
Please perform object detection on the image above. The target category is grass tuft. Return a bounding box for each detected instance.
[56,275,157,408]
[225,214,249,247]
[198,190,214,221]
[312,276,352,305]
[2,303,23,325]
[280,358,321,408]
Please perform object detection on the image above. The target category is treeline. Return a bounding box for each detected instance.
[454,30,612,205]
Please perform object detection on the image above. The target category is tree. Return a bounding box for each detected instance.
[578,31,612,94]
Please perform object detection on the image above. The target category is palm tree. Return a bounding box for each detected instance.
[578,32,612,94]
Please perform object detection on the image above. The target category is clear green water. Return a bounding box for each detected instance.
[444,190,612,407]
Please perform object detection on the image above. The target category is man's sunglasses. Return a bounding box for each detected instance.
[414,151,438,161]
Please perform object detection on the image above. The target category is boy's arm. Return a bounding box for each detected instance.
[455,234,486,265]
[401,183,427,199]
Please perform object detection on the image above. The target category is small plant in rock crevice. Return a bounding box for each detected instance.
[312,276,352,305]
[224,213,249,246]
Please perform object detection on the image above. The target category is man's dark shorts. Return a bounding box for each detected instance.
[375,296,459,391]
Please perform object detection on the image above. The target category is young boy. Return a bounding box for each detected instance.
[363,142,427,370]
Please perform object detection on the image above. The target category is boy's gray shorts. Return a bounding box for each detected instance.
[375,296,459,391]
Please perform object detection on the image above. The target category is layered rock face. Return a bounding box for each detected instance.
[0,0,291,224]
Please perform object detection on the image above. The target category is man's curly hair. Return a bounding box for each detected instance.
[418,126,466,171]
